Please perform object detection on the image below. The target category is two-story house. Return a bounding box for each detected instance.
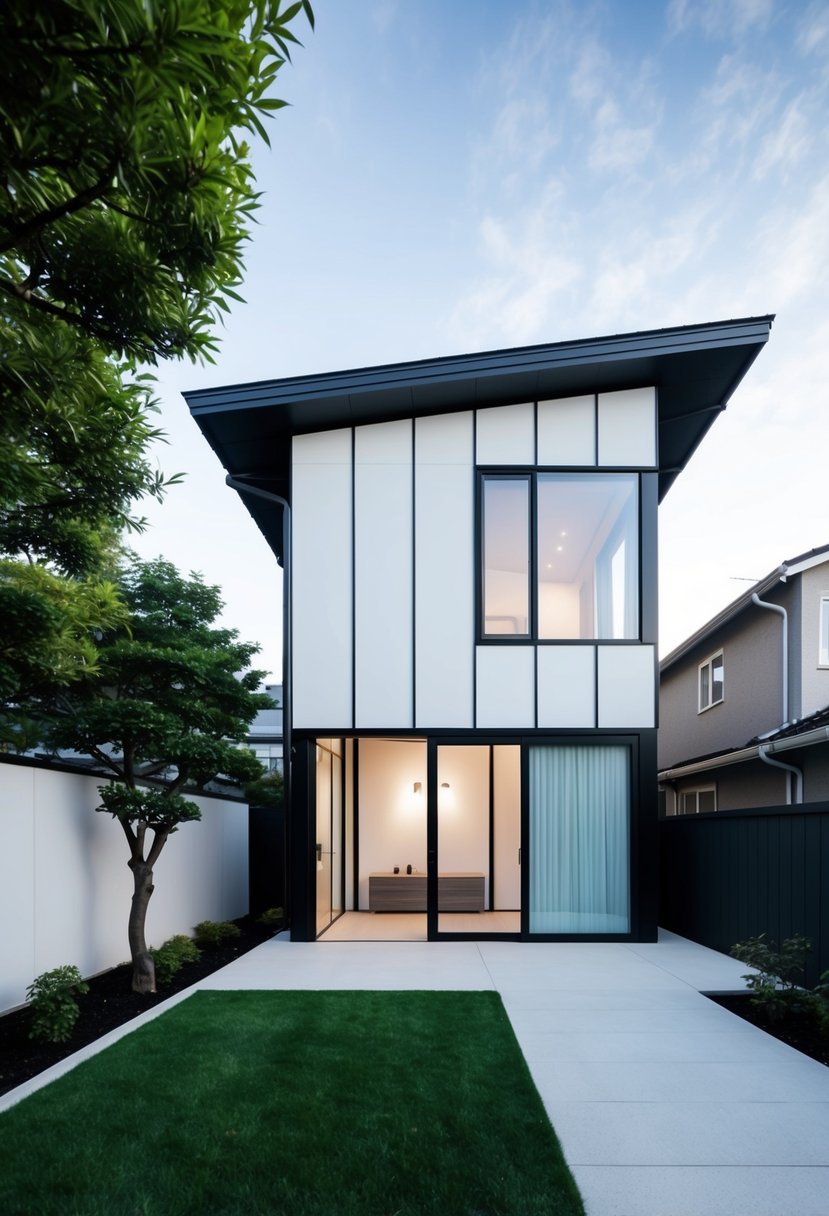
[659,544,829,813]
[186,316,772,942]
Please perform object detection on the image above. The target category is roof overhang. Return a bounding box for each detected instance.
[186,315,773,561]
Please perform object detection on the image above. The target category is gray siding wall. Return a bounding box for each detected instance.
[800,563,829,718]
[658,580,797,770]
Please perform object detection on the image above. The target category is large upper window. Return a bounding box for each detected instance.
[698,651,724,711]
[481,472,639,640]
[819,596,829,666]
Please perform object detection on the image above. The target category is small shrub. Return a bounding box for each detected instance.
[257,907,284,933]
[731,934,829,1027]
[27,965,89,1043]
[192,920,241,948]
[150,935,201,985]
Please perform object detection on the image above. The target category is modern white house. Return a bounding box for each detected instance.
[186,316,772,942]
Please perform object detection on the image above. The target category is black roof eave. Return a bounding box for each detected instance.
[186,315,773,562]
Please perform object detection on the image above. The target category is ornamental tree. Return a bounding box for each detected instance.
[46,558,273,994]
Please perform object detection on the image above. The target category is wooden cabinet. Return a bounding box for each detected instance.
[368,872,485,912]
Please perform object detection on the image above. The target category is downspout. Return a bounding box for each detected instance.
[224,475,292,915]
[758,745,803,806]
[751,592,788,726]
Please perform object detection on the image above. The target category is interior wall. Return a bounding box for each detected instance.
[437,746,490,903]
[356,739,427,909]
[493,746,521,909]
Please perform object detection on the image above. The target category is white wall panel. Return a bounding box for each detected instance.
[476,402,535,465]
[355,420,413,727]
[537,646,595,727]
[415,413,474,728]
[291,428,353,729]
[1,765,35,1010]
[598,645,656,727]
[598,387,657,467]
[476,646,535,727]
[537,395,595,466]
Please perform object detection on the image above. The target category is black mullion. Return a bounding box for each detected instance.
[411,418,416,729]
[527,472,535,641]
[350,428,356,730]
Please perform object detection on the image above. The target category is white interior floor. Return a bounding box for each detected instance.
[318,910,521,940]
[4,929,829,1216]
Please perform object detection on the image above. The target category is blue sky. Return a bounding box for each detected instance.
[132,0,829,679]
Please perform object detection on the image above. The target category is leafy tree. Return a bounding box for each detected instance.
[245,766,285,809]
[47,558,272,994]
[0,0,312,698]
[0,0,314,363]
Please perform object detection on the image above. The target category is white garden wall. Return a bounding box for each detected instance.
[0,762,248,1014]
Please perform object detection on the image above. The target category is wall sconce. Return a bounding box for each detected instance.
[413,781,422,794]
[440,782,450,790]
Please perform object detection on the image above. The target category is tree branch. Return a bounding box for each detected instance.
[145,827,169,870]
[0,162,118,253]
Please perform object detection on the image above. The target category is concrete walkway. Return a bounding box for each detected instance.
[3,929,828,1215]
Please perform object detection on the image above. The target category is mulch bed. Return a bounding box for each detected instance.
[707,992,829,1066]
[0,915,279,1098]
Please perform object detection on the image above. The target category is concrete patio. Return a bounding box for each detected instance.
[3,928,828,1216]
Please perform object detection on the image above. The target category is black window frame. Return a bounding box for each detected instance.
[477,468,643,644]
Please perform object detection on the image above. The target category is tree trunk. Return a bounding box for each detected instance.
[128,859,156,994]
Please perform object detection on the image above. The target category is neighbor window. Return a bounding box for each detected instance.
[678,786,717,814]
[481,472,639,640]
[820,596,829,666]
[698,651,724,711]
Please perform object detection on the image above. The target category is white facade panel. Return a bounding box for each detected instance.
[598,645,656,727]
[291,429,353,729]
[476,646,535,727]
[415,413,474,728]
[537,645,596,728]
[597,387,657,467]
[476,402,535,465]
[537,395,595,466]
[355,421,413,726]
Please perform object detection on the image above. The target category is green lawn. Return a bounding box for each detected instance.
[0,989,584,1216]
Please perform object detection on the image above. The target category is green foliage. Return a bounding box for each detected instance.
[0,0,315,364]
[193,920,242,947]
[245,766,284,808]
[0,562,128,724]
[256,907,285,932]
[731,934,829,1027]
[148,935,201,986]
[26,965,89,1043]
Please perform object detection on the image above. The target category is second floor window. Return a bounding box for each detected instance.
[698,651,724,711]
[819,596,829,666]
[481,472,639,640]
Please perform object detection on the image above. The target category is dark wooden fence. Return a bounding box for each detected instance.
[659,801,829,987]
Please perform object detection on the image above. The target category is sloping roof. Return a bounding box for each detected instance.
[186,315,773,562]
[661,541,829,674]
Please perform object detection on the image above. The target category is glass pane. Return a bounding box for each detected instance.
[315,745,332,936]
[821,601,829,665]
[529,744,629,933]
[331,750,343,919]
[537,475,638,639]
[483,478,530,636]
[712,655,724,703]
[697,789,716,813]
[700,665,710,709]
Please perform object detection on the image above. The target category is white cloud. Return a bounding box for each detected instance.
[588,98,656,172]
[667,0,774,39]
[796,2,829,55]
[752,97,812,178]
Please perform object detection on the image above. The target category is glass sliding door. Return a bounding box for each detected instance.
[315,737,344,937]
[434,743,521,936]
[529,743,630,934]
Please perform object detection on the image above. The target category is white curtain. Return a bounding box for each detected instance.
[529,744,630,933]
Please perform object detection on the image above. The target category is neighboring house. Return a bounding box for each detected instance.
[247,683,284,774]
[659,544,829,813]
[187,316,771,942]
